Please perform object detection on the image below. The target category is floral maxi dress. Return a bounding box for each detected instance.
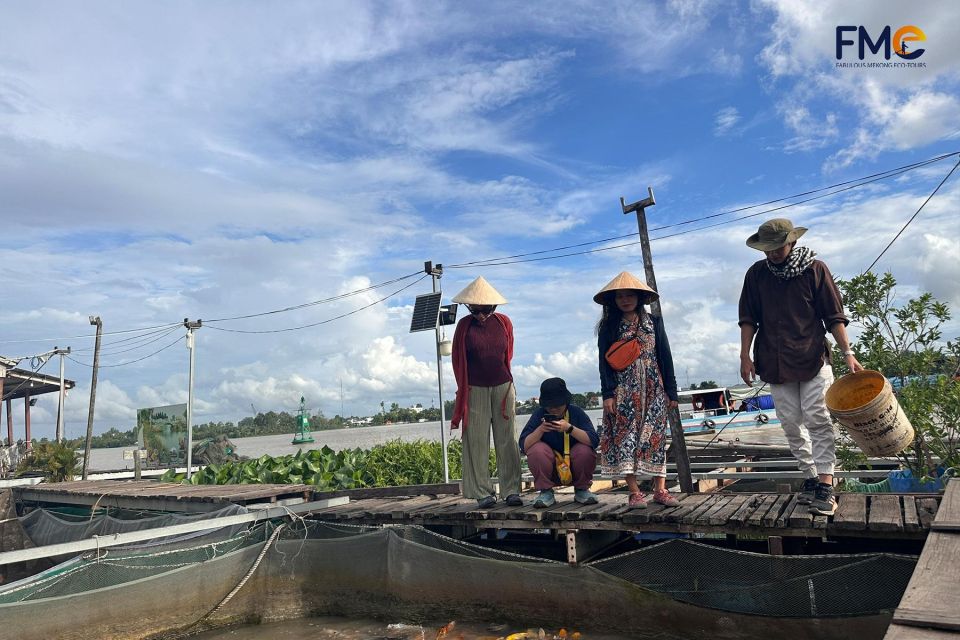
[599,314,670,477]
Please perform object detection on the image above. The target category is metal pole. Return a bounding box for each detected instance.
[430,266,451,483]
[82,317,103,480]
[620,189,694,493]
[0,368,7,447]
[184,319,202,479]
[55,347,70,443]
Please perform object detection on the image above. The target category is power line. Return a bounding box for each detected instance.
[204,270,424,322]
[864,157,960,274]
[0,271,424,347]
[0,321,184,346]
[205,274,430,334]
[71,325,181,354]
[1,354,52,401]
[93,326,183,357]
[445,151,958,269]
[65,334,184,369]
[646,151,956,233]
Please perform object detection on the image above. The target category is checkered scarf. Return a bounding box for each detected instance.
[766,245,816,280]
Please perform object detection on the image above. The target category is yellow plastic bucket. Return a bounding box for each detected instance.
[824,370,915,456]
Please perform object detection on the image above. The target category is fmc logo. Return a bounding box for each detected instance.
[836,25,926,60]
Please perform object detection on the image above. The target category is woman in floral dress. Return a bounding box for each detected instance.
[595,272,680,508]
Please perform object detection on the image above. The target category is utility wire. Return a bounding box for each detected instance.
[445,151,958,269]
[205,274,430,334]
[1,355,52,401]
[864,157,960,274]
[647,151,956,233]
[71,325,181,354]
[92,326,183,357]
[66,335,184,369]
[204,270,424,323]
[0,321,184,346]
[0,271,424,347]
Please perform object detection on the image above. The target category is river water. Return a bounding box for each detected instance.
[86,409,785,472]
[86,411,607,472]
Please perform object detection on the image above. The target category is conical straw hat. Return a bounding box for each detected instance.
[452,276,508,305]
[593,271,658,305]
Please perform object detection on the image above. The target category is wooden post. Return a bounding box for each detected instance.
[768,535,784,555]
[0,370,6,446]
[134,449,142,481]
[82,317,103,480]
[620,189,694,494]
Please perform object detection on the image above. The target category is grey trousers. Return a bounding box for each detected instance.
[461,381,520,500]
[769,364,837,477]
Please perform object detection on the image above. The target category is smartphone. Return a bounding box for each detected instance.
[543,414,561,423]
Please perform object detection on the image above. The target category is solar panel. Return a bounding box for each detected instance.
[409,292,443,333]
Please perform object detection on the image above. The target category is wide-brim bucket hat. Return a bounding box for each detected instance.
[746,218,807,251]
[539,377,572,407]
[593,271,659,305]
[452,276,508,305]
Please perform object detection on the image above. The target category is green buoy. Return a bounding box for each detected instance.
[292,395,315,445]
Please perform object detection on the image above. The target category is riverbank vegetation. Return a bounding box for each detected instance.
[158,439,495,489]
[835,271,960,482]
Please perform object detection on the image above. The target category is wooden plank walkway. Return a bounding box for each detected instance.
[309,490,940,539]
[10,480,945,540]
[886,479,960,638]
[13,480,313,513]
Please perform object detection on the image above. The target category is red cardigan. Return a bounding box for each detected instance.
[450,313,514,430]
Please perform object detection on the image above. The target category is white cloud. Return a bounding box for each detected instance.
[714,106,741,136]
[757,0,960,158]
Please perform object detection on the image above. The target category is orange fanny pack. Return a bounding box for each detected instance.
[605,338,640,371]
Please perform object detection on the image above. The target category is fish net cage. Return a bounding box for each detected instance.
[0,513,917,640]
[586,539,916,617]
[0,520,269,604]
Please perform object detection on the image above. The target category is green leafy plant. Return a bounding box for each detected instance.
[159,438,496,489]
[836,271,960,481]
[16,441,81,482]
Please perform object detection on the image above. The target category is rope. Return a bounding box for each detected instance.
[163,523,286,639]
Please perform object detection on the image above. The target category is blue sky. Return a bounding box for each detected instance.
[1,1,958,439]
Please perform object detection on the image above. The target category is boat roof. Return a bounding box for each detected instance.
[677,383,772,401]
[676,387,728,397]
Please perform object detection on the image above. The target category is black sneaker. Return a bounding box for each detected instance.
[797,477,819,505]
[504,494,523,507]
[477,495,497,509]
[809,483,836,516]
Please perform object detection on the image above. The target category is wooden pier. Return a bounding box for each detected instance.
[11,480,941,541]
[13,480,314,513]
[306,490,938,541]
[885,478,960,639]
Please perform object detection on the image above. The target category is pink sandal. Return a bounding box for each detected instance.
[653,489,680,507]
[628,492,648,509]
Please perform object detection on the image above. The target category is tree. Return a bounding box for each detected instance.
[690,380,719,390]
[837,271,960,480]
[17,441,80,482]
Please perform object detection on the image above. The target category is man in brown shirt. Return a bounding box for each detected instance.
[738,218,863,516]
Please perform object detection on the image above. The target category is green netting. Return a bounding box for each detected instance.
[0,519,916,640]
[0,524,268,604]
[586,539,916,617]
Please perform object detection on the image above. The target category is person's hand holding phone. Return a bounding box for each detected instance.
[541,415,569,432]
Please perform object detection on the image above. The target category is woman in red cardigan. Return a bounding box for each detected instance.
[450,276,522,509]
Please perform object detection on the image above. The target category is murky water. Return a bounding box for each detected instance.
[86,410,784,472]
[86,412,606,471]
[191,616,629,640]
